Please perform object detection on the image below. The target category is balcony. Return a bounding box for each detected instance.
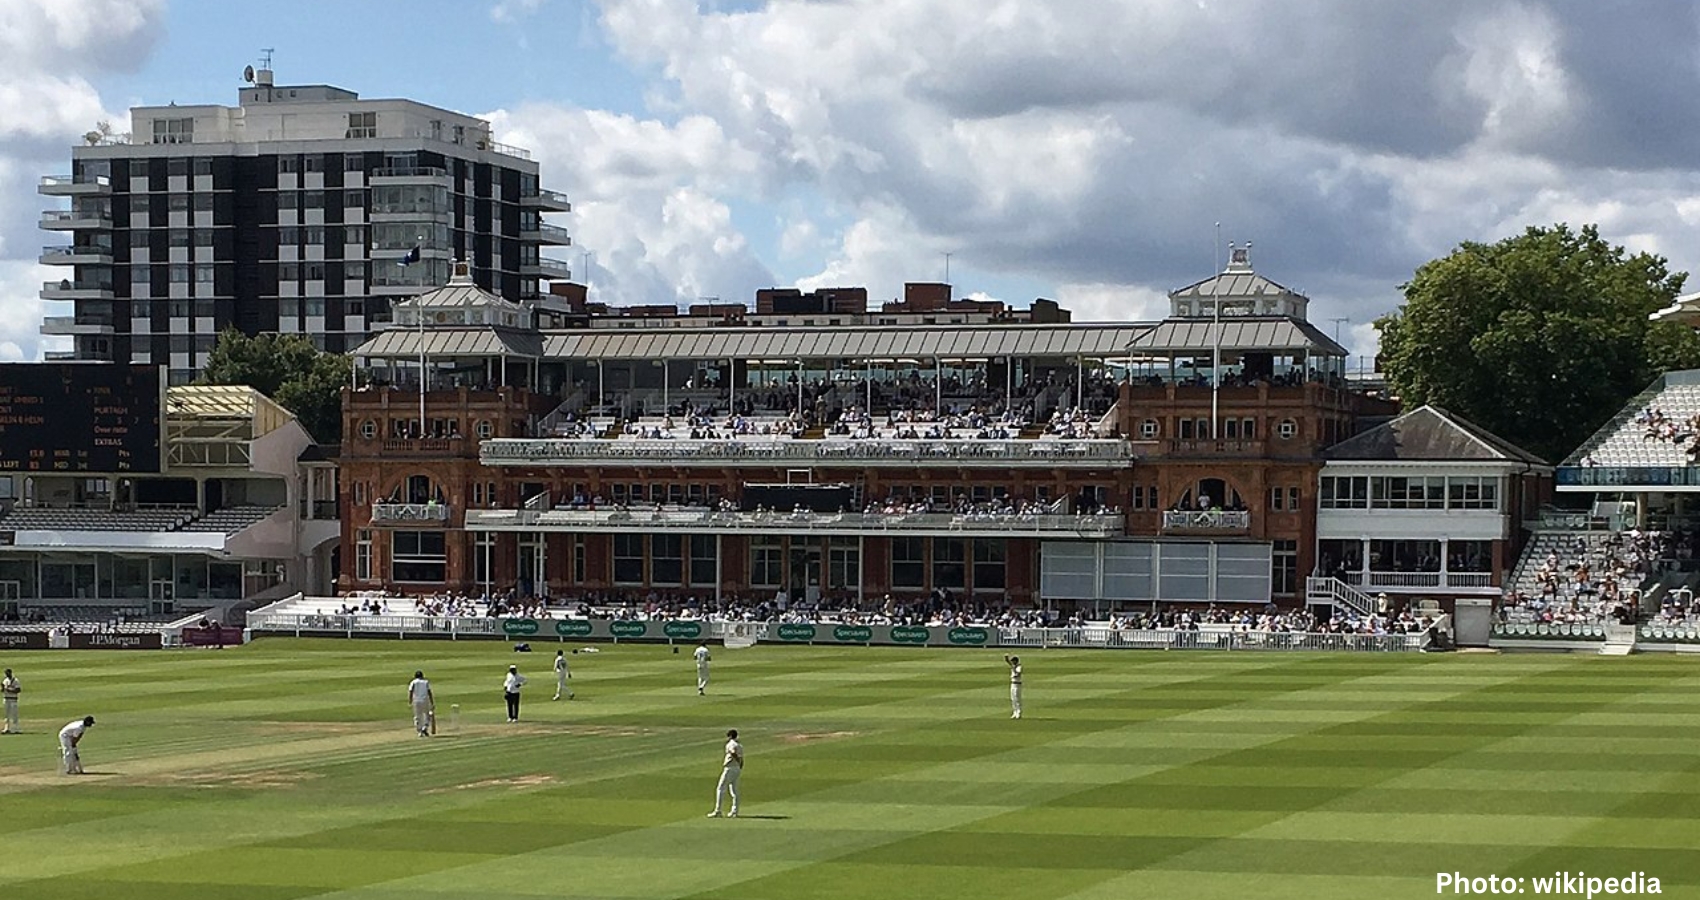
[523,222,573,246]
[1158,439,1268,458]
[523,187,572,212]
[371,502,450,524]
[39,175,112,196]
[478,437,1135,469]
[40,244,113,266]
[40,209,112,230]
[1332,571,1498,591]
[346,437,473,458]
[369,166,451,185]
[466,507,1124,539]
[41,314,115,336]
[1161,509,1251,533]
[41,280,114,301]
[525,257,572,280]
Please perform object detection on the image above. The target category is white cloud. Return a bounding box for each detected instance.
[490,0,547,23]
[0,0,164,362]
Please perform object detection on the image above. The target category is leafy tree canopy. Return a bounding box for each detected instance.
[197,329,349,443]
[1377,224,1699,463]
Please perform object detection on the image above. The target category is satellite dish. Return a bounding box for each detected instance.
[243,65,256,83]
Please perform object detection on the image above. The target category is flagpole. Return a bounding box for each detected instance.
[417,291,426,438]
[1211,224,1221,441]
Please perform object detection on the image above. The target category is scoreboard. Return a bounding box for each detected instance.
[0,364,162,473]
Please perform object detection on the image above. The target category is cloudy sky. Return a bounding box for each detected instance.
[4,0,1700,364]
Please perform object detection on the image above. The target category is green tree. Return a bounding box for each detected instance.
[198,329,349,443]
[1376,224,1688,463]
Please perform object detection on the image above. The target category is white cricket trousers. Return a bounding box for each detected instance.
[3,697,17,731]
[713,765,740,814]
[697,665,710,693]
[61,739,80,774]
[1010,683,1023,719]
[555,671,571,699]
[412,700,432,734]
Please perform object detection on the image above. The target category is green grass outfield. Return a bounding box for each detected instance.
[0,640,1696,900]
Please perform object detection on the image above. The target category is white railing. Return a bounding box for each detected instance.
[1162,510,1251,531]
[465,507,1125,537]
[248,611,503,637]
[1305,576,1378,617]
[480,437,1133,467]
[371,502,450,523]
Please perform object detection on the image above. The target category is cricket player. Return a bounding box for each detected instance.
[59,715,94,775]
[1005,655,1023,719]
[407,670,435,737]
[553,650,573,700]
[707,728,742,818]
[1,668,19,734]
[503,665,527,722]
[693,641,711,695]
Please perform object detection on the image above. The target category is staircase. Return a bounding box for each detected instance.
[1600,621,1638,655]
[1304,576,1377,617]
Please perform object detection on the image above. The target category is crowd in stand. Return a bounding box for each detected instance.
[1499,528,1680,624]
[1636,406,1700,462]
[321,583,1428,637]
[538,369,1122,440]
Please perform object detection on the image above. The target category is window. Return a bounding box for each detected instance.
[278,156,299,174]
[690,534,717,587]
[1242,418,1256,438]
[651,534,683,585]
[168,264,190,283]
[168,194,190,211]
[1449,539,1493,573]
[972,540,1005,591]
[475,419,493,439]
[1287,486,1300,510]
[193,193,213,211]
[129,264,150,286]
[195,265,215,284]
[1268,486,1285,511]
[279,227,299,245]
[473,533,494,586]
[152,117,193,144]
[1319,475,1369,509]
[1277,418,1298,439]
[572,535,586,584]
[345,153,365,171]
[826,537,858,591]
[129,160,150,178]
[193,157,213,176]
[390,530,446,582]
[195,229,215,246]
[344,189,365,208]
[355,529,372,580]
[345,110,375,138]
[891,536,925,589]
[130,229,151,247]
[1272,540,1298,595]
[279,263,300,282]
[1139,419,1159,439]
[169,229,191,247]
[932,538,966,590]
[278,192,297,210]
[303,154,323,173]
[1447,476,1499,510]
[353,482,366,505]
[751,537,782,588]
[613,533,644,584]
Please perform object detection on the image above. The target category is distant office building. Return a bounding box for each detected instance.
[38,64,571,383]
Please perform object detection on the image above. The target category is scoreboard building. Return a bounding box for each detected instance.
[338,251,1551,615]
[0,365,338,619]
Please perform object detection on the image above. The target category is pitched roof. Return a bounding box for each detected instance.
[352,327,545,358]
[540,323,1151,361]
[1126,316,1346,356]
[1169,270,1305,301]
[1324,405,1548,465]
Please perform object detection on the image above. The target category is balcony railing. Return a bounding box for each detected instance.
[39,175,111,194]
[40,209,112,228]
[41,315,115,335]
[525,222,573,245]
[41,280,114,299]
[1161,510,1251,531]
[40,244,112,265]
[1161,439,1268,457]
[370,166,449,179]
[466,507,1124,538]
[371,502,450,523]
[479,437,1135,468]
[524,187,572,211]
[534,257,572,280]
[1333,571,1497,590]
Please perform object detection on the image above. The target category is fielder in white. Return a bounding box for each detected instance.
[693,641,711,695]
[707,728,742,818]
[1005,655,1023,719]
[59,715,94,775]
[553,650,574,700]
[407,670,435,737]
[1,668,19,734]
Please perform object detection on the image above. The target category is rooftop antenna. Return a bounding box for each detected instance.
[1327,317,1350,345]
[943,252,953,284]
